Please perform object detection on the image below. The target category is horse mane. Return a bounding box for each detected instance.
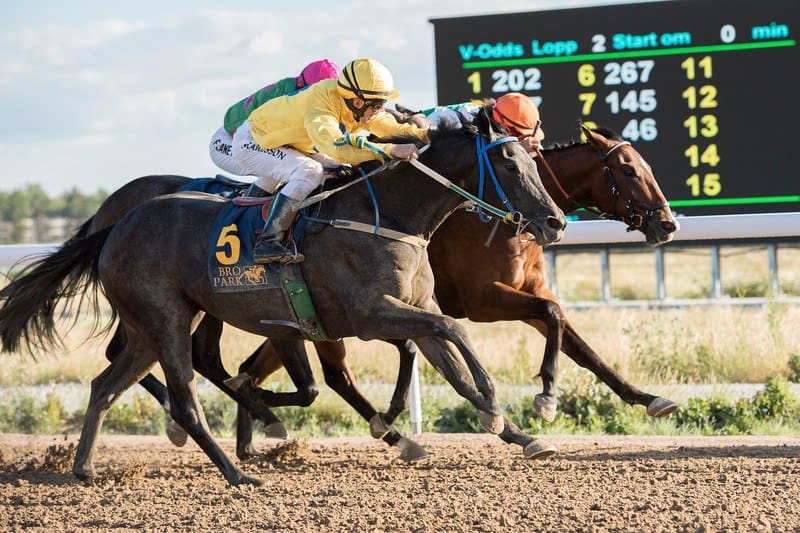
[543,124,623,152]
[375,116,477,146]
[589,125,624,142]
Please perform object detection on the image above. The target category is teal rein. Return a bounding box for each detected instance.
[302,134,526,240]
[409,135,525,225]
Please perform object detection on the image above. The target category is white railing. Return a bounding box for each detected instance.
[555,211,800,245]
[0,243,58,267]
[545,212,800,306]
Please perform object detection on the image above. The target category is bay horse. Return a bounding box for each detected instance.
[229,123,680,454]
[0,114,566,486]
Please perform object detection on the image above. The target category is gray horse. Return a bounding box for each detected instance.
[0,114,565,486]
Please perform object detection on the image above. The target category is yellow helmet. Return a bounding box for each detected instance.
[337,58,400,100]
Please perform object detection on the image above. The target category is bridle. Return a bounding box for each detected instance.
[536,140,669,232]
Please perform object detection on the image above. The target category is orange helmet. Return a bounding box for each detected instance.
[492,93,543,140]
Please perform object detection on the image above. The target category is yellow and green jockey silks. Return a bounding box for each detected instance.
[247,79,426,166]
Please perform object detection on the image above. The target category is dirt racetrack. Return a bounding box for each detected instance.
[1,432,799,532]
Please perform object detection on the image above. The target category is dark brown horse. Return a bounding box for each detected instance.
[0,116,566,485]
[34,122,677,461]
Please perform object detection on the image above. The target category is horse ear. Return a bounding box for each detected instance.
[581,122,600,147]
[476,107,494,138]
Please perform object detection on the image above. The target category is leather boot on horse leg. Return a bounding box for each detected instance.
[252,192,304,264]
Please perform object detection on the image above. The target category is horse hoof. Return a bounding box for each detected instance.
[477,411,504,434]
[236,444,256,461]
[232,474,263,487]
[224,372,251,391]
[396,437,429,462]
[523,439,557,459]
[647,397,678,418]
[369,413,390,439]
[73,466,95,482]
[534,394,557,423]
[166,420,188,447]
[263,422,289,439]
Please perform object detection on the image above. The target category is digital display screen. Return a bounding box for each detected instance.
[430,0,799,217]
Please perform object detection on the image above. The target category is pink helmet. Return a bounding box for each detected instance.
[298,59,341,87]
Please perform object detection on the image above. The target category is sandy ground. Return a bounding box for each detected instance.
[1,432,799,532]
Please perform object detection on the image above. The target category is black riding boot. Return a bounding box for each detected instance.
[244,183,270,197]
[252,193,305,264]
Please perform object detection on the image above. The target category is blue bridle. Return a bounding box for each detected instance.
[473,134,521,222]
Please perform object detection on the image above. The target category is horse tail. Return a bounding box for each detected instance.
[67,216,95,241]
[0,226,114,356]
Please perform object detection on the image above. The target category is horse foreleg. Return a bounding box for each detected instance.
[462,282,566,422]
[314,339,428,462]
[411,335,503,433]
[362,297,503,432]
[499,417,557,459]
[74,336,158,482]
[560,322,677,417]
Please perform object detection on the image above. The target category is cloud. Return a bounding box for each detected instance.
[2,0,624,193]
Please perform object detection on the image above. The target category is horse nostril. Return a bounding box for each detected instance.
[547,216,564,230]
[661,221,677,233]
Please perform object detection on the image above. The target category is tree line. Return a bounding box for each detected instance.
[0,184,108,243]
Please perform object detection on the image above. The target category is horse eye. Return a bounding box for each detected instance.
[506,161,518,171]
[623,167,636,178]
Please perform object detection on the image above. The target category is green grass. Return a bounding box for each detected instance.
[2,377,798,438]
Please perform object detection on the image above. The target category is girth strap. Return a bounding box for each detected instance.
[303,216,428,248]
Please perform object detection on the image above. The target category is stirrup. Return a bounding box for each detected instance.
[253,240,303,264]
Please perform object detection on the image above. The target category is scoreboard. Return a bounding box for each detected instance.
[430,0,799,217]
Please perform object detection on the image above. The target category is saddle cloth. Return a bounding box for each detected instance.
[208,200,277,293]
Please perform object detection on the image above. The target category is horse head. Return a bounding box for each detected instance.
[422,109,565,245]
[580,123,678,245]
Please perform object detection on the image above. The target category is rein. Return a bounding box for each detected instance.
[301,133,530,247]
[409,135,524,226]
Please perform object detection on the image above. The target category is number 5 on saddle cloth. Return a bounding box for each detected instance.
[207,198,330,341]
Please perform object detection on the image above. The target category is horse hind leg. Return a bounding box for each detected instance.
[560,322,677,417]
[74,335,158,482]
[105,321,188,449]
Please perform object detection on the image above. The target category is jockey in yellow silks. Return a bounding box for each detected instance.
[231,58,428,264]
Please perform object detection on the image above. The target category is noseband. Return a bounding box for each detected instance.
[597,141,669,232]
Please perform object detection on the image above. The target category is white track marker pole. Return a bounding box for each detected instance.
[409,353,423,434]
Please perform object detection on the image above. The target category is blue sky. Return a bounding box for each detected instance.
[1,0,648,193]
